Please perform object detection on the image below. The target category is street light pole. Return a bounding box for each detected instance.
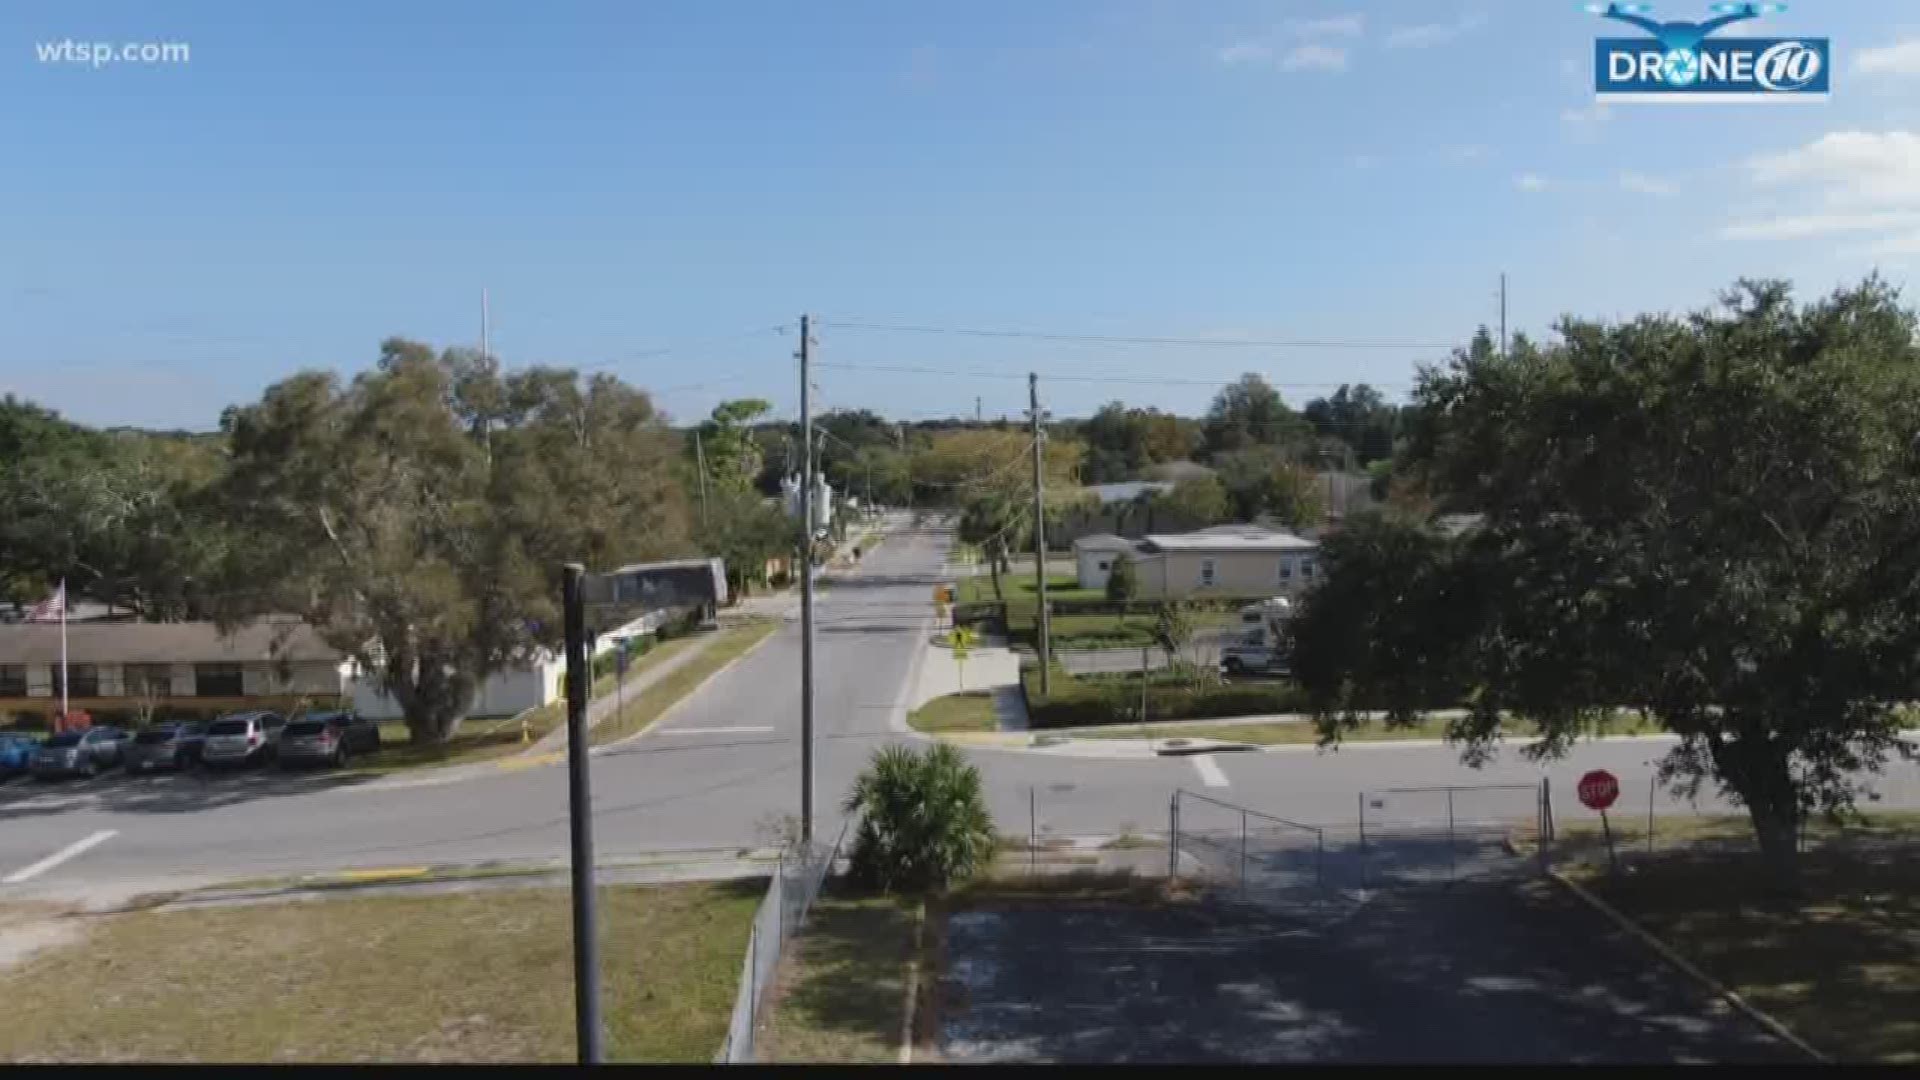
[561,563,603,1065]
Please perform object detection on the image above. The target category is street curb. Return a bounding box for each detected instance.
[595,620,783,752]
[1547,869,1830,1063]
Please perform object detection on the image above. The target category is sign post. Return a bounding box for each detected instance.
[1578,769,1622,874]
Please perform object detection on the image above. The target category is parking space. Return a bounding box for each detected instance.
[938,882,1793,1064]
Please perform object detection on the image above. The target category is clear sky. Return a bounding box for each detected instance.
[4,1,1918,430]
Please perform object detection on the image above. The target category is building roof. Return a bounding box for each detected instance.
[1072,533,1137,552]
[1086,481,1174,505]
[0,618,343,667]
[1140,526,1317,554]
[1433,513,1487,538]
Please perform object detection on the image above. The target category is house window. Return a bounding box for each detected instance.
[53,664,100,699]
[0,665,25,697]
[1200,559,1217,587]
[194,663,244,697]
[1301,558,1316,580]
[1097,560,1111,572]
[1279,559,1294,583]
[124,663,174,697]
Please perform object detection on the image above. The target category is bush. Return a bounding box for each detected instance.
[843,743,996,894]
[1105,554,1138,601]
[1022,665,1315,729]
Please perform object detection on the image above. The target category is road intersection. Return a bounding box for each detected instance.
[4,518,1918,899]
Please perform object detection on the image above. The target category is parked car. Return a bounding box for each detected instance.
[199,711,286,768]
[277,711,380,768]
[124,722,209,773]
[31,727,131,779]
[0,733,41,777]
[1219,632,1291,677]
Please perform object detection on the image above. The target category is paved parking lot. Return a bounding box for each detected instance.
[938,881,1793,1063]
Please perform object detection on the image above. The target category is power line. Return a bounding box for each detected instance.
[813,360,1413,391]
[818,319,1456,351]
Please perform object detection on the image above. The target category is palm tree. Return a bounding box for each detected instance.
[843,744,996,893]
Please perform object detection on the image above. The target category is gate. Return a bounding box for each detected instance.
[1353,781,1548,888]
[1168,789,1327,899]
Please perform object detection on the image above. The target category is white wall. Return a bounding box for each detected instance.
[349,654,565,722]
[1075,548,1122,591]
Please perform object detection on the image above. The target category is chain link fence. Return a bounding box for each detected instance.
[715,819,850,1064]
[1353,782,1547,889]
[1169,788,1330,900]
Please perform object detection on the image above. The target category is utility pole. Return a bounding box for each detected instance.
[693,429,711,530]
[1029,373,1052,695]
[976,396,982,424]
[798,313,817,843]
[1498,272,1508,359]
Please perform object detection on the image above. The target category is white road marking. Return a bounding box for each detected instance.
[3,830,119,885]
[662,726,775,735]
[1192,755,1230,788]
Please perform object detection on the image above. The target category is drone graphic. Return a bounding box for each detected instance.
[1583,3,1787,51]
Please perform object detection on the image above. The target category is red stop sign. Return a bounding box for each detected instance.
[1578,769,1620,811]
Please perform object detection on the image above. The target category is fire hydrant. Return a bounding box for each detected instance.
[520,717,532,745]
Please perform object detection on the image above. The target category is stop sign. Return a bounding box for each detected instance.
[1578,769,1620,811]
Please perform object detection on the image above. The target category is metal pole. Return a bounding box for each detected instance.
[1446,788,1457,883]
[1166,793,1176,878]
[1357,791,1368,889]
[1140,646,1149,726]
[1499,272,1508,359]
[1030,373,1052,695]
[1316,830,1325,890]
[1029,785,1037,875]
[1647,771,1657,857]
[799,314,817,844]
[561,563,603,1064]
[694,429,710,532]
[1240,811,1248,890]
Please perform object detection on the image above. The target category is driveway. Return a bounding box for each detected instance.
[938,881,1793,1063]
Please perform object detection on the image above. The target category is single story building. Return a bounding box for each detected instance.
[1072,533,1139,592]
[1076,524,1320,601]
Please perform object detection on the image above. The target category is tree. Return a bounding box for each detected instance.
[1079,402,1200,483]
[1145,476,1232,531]
[1106,553,1138,602]
[699,398,773,492]
[844,743,997,894]
[1154,601,1195,672]
[217,339,691,745]
[1214,448,1324,527]
[1202,374,1310,459]
[701,486,794,596]
[1296,279,1920,885]
[1304,383,1401,465]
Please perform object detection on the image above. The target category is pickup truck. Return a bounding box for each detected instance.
[1219,633,1291,677]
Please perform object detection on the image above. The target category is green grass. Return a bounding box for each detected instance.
[1067,712,1662,744]
[953,575,1001,605]
[759,887,921,1063]
[1570,813,1920,1063]
[0,881,760,1063]
[590,620,779,746]
[906,691,998,735]
[350,635,711,774]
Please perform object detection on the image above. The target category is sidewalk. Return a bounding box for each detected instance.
[911,628,1028,731]
[526,633,723,754]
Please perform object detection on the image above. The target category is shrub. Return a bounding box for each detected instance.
[843,743,996,894]
[1105,554,1138,601]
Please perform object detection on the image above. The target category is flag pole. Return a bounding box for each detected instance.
[58,579,68,727]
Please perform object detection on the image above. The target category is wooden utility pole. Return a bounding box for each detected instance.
[1499,272,1509,359]
[1030,373,1052,694]
[798,314,817,843]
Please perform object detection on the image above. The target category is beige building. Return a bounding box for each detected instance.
[1115,525,1320,601]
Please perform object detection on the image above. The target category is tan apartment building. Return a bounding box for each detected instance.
[1078,524,1319,601]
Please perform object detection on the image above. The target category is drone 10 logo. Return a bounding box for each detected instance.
[1590,2,1829,102]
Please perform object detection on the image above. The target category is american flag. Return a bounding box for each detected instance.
[25,582,64,623]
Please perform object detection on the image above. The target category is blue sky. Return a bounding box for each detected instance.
[4,1,1919,430]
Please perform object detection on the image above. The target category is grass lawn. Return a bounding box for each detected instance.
[353,635,712,774]
[590,620,779,745]
[759,887,922,1063]
[906,691,998,735]
[0,881,760,1063]
[1571,813,1920,1063]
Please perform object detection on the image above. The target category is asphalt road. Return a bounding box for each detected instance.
[4,519,1920,896]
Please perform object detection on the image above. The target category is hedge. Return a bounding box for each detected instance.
[1020,665,1314,730]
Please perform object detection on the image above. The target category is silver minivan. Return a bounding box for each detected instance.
[200,711,287,767]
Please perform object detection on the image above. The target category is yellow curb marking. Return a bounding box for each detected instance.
[1548,869,1830,1063]
[336,867,432,882]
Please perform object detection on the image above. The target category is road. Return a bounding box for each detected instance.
[4,518,1920,895]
